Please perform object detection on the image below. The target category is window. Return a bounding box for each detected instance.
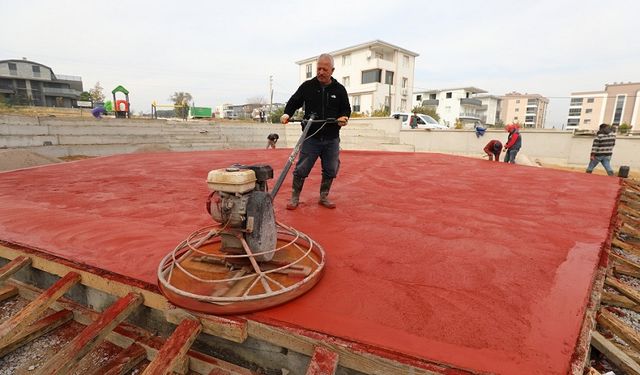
[587,98,594,103]
[375,52,383,59]
[429,94,436,100]
[584,119,591,124]
[525,116,535,123]
[416,95,422,101]
[585,108,592,114]
[516,99,520,104]
[32,65,40,78]
[568,108,581,116]
[527,99,536,105]
[385,71,394,85]
[8,63,17,75]
[514,116,518,120]
[342,76,350,87]
[402,77,408,89]
[361,69,382,84]
[402,55,409,67]
[567,118,579,126]
[612,95,625,125]
[352,96,360,112]
[515,108,520,112]
[526,108,535,114]
[342,54,351,66]
[465,92,470,98]
[570,98,583,106]
[445,92,452,99]
[305,64,312,79]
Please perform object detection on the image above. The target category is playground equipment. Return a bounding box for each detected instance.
[112,85,130,118]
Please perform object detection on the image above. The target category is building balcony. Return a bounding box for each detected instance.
[421,99,438,107]
[459,112,480,120]
[460,98,482,107]
[42,87,81,98]
[55,74,82,81]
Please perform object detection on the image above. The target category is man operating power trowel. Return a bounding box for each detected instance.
[280,53,351,210]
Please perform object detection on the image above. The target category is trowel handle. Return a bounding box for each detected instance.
[270,114,318,200]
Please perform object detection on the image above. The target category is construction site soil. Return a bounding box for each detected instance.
[0,149,621,374]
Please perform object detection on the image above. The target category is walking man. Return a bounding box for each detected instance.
[586,123,616,176]
[280,53,351,209]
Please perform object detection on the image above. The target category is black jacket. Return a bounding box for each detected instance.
[284,77,351,139]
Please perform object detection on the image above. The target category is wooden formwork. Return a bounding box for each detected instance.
[0,245,461,374]
[588,179,640,374]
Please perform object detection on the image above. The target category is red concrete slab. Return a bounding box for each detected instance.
[0,150,620,374]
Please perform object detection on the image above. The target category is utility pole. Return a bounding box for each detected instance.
[269,75,273,123]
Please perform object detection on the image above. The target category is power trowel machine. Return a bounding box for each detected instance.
[157,114,334,314]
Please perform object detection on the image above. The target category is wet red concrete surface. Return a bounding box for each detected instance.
[0,150,620,374]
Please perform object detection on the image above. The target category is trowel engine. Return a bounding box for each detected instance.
[206,164,277,262]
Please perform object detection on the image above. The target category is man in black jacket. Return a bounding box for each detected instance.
[280,53,351,209]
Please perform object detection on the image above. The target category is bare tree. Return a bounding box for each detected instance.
[89,82,105,103]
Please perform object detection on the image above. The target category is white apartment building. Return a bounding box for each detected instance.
[295,40,419,115]
[476,95,502,126]
[413,87,487,127]
[500,92,548,129]
[567,82,640,132]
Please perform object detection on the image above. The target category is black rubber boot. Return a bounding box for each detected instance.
[286,176,305,210]
[319,177,336,209]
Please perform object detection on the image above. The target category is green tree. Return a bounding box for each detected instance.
[371,106,389,117]
[619,123,630,134]
[88,82,105,103]
[170,92,192,118]
[79,91,91,101]
[411,106,440,122]
[269,107,284,123]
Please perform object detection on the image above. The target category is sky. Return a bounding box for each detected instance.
[1,0,639,128]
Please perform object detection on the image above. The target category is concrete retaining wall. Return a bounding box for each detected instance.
[1,114,639,169]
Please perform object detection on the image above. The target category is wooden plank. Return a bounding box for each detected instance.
[141,319,202,375]
[248,321,443,375]
[0,247,246,343]
[0,285,18,302]
[164,306,248,344]
[601,292,640,313]
[0,256,31,283]
[605,277,640,305]
[37,292,143,374]
[0,244,168,311]
[611,252,640,272]
[10,279,253,375]
[612,238,640,258]
[0,271,79,346]
[591,330,640,375]
[598,309,640,352]
[614,263,640,279]
[615,342,640,365]
[306,346,339,375]
[0,309,73,357]
[89,343,146,375]
[587,367,602,375]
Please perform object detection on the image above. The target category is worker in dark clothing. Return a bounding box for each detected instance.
[483,140,503,161]
[586,123,616,176]
[503,124,522,163]
[91,106,107,119]
[280,53,351,210]
[266,133,279,149]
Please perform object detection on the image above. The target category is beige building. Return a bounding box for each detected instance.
[567,82,640,131]
[500,92,549,128]
[296,40,419,115]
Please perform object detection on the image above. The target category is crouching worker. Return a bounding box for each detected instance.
[483,139,503,161]
[280,53,351,210]
[266,133,279,149]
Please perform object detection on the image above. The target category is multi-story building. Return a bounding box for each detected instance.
[500,92,548,129]
[295,40,418,115]
[0,58,83,108]
[413,87,487,127]
[476,95,502,126]
[567,82,640,131]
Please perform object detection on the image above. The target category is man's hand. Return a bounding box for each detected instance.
[280,114,290,124]
[337,116,349,127]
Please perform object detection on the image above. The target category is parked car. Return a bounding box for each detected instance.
[391,112,448,129]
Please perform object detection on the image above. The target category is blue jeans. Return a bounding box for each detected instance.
[504,149,519,164]
[586,155,614,176]
[293,137,340,179]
